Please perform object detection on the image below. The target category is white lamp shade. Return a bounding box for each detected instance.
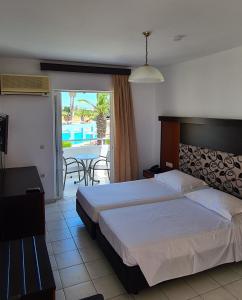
[128,65,164,83]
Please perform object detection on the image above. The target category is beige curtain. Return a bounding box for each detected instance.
[112,75,139,182]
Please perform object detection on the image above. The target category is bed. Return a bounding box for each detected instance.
[76,171,207,238]
[98,189,242,293]
[95,116,242,293]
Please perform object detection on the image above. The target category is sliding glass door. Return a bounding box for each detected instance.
[54,90,113,199]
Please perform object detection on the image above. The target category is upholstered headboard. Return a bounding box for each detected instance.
[159,116,242,198]
[179,143,242,199]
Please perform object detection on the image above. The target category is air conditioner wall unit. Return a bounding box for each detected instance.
[0,74,50,95]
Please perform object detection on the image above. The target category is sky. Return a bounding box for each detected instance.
[61,92,97,110]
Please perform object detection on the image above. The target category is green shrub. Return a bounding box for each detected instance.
[105,138,110,145]
[62,141,72,148]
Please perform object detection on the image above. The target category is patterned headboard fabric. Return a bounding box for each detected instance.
[179,143,242,199]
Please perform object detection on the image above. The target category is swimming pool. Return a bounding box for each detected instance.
[62,122,97,144]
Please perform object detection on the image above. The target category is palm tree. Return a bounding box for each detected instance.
[62,106,71,123]
[68,91,76,122]
[78,93,110,144]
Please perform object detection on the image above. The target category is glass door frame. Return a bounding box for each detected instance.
[54,89,114,199]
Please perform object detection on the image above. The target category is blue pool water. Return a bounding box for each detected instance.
[62,122,97,144]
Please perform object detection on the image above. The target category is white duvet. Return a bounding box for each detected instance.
[99,198,242,286]
[76,179,182,222]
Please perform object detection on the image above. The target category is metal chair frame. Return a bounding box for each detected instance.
[63,157,86,189]
[89,152,110,185]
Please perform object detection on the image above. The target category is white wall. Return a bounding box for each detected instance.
[156,46,242,118]
[0,57,160,200]
[0,58,56,201]
[132,84,161,175]
[0,58,114,201]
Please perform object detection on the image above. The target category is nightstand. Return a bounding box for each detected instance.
[143,169,157,178]
[143,168,172,178]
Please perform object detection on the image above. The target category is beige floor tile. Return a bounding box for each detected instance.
[63,210,79,219]
[49,254,58,271]
[161,278,197,300]
[59,264,90,288]
[52,238,77,254]
[46,205,60,215]
[58,202,76,213]
[85,258,113,279]
[64,282,96,300]
[69,225,86,237]
[46,242,54,255]
[185,272,219,294]
[53,270,63,290]
[45,231,51,243]
[55,289,66,300]
[55,249,83,269]
[46,211,64,222]
[93,274,125,299]
[208,265,241,285]
[224,278,242,299]
[134,286,168,300]
[46,220,68,232]
[48,228,72,242]
[73,232,96,249]
[230,261,242,276]
[66,216,84,227]
[201,287,236,300]
[79,245,104,262]
[62,196,76,202]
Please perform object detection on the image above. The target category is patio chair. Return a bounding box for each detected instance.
[89,151,110,185]
[63,157,86,189]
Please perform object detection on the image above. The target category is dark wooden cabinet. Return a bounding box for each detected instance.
[0,166,45,241]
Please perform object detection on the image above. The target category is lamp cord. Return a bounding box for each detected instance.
[145,35,148,65]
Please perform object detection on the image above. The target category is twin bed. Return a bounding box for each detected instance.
[76,117,242,294]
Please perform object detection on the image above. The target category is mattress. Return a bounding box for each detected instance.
[76,178,182,222]
[99,197,242,286]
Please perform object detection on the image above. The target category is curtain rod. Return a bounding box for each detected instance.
[40,62,131,76]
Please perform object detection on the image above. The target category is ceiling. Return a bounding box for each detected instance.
[1,0,242,67]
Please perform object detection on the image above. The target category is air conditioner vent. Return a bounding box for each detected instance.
[0,74,50,95]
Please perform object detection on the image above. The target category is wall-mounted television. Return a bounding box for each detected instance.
[0,113,8,154]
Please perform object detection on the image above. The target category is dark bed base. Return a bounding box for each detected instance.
[76,200,97,239]
[96,226,149,294]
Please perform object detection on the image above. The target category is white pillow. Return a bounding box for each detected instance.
[154,169,207,193]
[186,188,242,220]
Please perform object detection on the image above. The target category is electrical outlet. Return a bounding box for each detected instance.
[165,162,173,168]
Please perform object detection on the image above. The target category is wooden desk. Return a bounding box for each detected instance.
[0,166,45,241]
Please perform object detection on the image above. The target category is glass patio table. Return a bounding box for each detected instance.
[75,153,99,186]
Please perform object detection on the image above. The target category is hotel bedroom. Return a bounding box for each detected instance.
[1,1,242,300]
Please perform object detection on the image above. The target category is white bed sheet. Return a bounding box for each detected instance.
[76,179,182,222]
[99,198,242,287]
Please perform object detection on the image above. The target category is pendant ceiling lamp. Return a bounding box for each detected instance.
[128,31,164,83]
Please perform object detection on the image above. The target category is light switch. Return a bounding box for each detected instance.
[165,162,173,168]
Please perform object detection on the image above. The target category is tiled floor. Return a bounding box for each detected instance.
[46,197,242,300]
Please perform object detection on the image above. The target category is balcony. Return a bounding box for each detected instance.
[63,142,110,197]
